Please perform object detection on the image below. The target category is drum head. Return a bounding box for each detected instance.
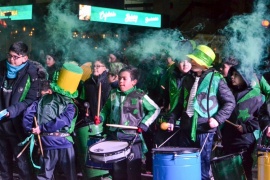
[211,152,242,163]
[90,141,129,154]
[152,147,200,154]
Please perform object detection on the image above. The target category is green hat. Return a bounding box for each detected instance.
[50,63,83,98]
[187,45,215,68]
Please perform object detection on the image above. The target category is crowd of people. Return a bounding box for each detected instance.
[0,40,270,180]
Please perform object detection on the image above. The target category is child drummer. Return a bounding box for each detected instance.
[22,63,83,180]
[166,45,236,180]
[222,63,264,180]
[96,66,160,180]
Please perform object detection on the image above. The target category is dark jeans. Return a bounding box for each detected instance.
[37,147,77,180]
[0,121,33,180]
[178,130,214,180]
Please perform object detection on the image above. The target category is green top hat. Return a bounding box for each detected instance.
[187,45,215,68]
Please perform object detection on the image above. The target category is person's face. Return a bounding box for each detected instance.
[108,54,117,63]
[93,60,106,76]
[178,60,192,73]
[191,59,206,74]
[41,89,52,96]
[231,71,245,86]
[7,51,28,66]
[118,71,137,92]
[166,57,174,65]
[220,63,231,77]
[46,55,55,67]
[108,74,118,83]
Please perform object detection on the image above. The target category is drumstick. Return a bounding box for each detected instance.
[97,82,101,117]
[212,144,217,151]
[17,141,30,158]
[34,116,44,157]
[106,124,138,130]
[84,102,90,117]
[158,128,181,148]
[225,120,238,127]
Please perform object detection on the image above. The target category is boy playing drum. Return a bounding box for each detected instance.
[96,66,160,180]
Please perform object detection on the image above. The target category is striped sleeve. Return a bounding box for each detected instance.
[141,94,160,127]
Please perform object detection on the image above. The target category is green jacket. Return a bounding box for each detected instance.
[100,87,160,154]
[100,87,160,133]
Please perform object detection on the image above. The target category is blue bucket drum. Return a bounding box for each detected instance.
[152,147,201,180]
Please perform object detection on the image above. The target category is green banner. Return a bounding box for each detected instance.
[79,5,161,28]
[0,4,32,20]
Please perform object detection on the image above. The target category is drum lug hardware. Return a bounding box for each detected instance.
[88,152,91,160]
[173,152,177,160]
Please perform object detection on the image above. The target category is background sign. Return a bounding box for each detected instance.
[0,5,32,20]
[79,5,161,28]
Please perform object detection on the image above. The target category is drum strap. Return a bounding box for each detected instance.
[41,132,70,137]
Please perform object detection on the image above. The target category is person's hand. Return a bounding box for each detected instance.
[94,116,101,125]
[236,125,243,133]
[167,123,174,131]
[266,126,270,137]
[208,117,219,128]
[32,127,41,135]
[0,109,8,120]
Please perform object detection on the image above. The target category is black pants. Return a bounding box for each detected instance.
[37,147,77,180]
[110,143,142,180]
[0,121,33,180]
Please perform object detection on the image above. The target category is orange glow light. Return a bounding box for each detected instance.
[262,20,270,27]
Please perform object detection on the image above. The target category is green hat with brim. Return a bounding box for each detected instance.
[187,45,215,68]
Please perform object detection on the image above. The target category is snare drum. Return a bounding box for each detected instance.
[73,125,108,178]
[89,141,131,163]
[86,136,112,170]
[152,147,201,180]
[211,153,246,180]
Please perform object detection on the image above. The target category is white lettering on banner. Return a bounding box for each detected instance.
[125,14,138,23]
[99,11,116,21]
[145,17,159,23]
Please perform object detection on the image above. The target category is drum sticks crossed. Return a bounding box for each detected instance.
[17,116,44,158]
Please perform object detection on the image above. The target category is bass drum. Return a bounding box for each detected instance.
[74,124,109,179]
